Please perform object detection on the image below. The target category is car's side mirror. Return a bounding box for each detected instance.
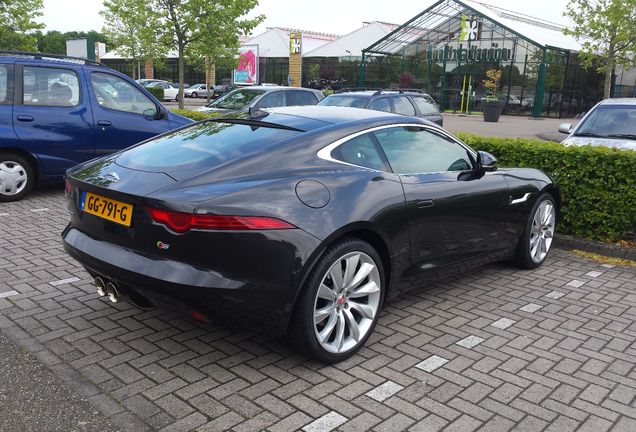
[477,151,498,172]
[558,123,572,134]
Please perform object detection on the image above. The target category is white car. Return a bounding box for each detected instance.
[558,98,636,150]
[146,81,179,101]
[184,84,210,98]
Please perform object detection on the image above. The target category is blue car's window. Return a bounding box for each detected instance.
[117,122,300,172]
[0,65,9,104]
[23,66,80,107]
[318,96,368,108]
[374,126,473,174]
[91,72,157,117]
[392,97,416,116]
[367,97,391,112]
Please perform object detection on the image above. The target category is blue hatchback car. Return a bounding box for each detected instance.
[0,51,192,201]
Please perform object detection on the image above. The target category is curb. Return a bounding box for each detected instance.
[553,233,636,260]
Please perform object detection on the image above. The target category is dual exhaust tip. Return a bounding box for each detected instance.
[95,277,130,303]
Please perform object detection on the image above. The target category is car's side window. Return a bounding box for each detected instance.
[0,65,11,105]
[367,97,391,112]
[373,126,473,174]
[23,66,80,108]
[392,97,416,116]
[90,72,157,117]
[331,133,390,171]
[287,90,312,106]
[258,91,287,108]
[411,96,438,114]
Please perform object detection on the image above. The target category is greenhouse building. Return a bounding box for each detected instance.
[356,0,609,118]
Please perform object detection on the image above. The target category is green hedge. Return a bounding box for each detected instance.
[146,86,164,101]
[456,133,636,241]
[170,109,221,122]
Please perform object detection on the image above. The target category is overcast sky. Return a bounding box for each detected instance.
[39,0,574,36]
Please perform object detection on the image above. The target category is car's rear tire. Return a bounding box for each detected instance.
[513,193,556,269]
[191,92,198,98]
[286,237,385,363]
[0,152,35,202]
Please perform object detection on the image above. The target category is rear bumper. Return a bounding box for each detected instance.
[62,225,320,334]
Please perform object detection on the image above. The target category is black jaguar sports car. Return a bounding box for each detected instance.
[62,106,559,363]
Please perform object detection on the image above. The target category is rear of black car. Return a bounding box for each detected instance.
[62,119,323,333]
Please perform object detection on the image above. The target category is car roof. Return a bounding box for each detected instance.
[216,106,429,131]
[0,50,109,69]
[327,90,432,99]
[598,98,636,106]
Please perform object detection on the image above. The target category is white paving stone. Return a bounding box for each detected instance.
[601,264,615,268]
[30,208,50,212]
[585,271,603,278]
[365,381,404,402]
[567,280,586,288]
[456,335,485,349]
[0,290,19,299]
[0,213,9,216]
[491,318,516,330]
[519,303,542,313]
[49,277,80,286]
[545,291,566,299]
[416,355,449,373]
[303,411,347,432]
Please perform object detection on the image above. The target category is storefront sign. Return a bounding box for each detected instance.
[426,43,512,62]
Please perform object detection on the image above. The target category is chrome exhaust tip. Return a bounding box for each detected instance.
[105,282,130,303]
[95,277,107,297]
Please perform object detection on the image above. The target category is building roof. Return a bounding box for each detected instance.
[242,27,335,58]
[304,22,393,58]
[364,0,583,56]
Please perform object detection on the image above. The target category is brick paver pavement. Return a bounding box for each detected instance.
[1,184,635,432]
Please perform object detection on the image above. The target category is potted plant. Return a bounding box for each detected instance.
[482,69,505,122]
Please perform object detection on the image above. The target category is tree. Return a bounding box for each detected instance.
[563,0,636,99]
[139,0,264,108]
[100,0,160,80]
[33,30,110,55]
[0,0,44,51]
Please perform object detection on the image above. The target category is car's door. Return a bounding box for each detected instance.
[12,63,95,176]
[87,71,173,155]
[373,124,510,269]
[0,64,19,147]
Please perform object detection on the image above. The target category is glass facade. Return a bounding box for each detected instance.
[357,0,606,118]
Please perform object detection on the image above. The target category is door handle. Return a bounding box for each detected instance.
[16,115,34,122]
[417,199,435,208]
[97,120,112,127]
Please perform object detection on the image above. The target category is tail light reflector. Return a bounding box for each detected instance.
[146,207,296,233]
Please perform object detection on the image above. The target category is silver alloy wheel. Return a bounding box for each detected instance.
[0,160,28,196]
[313,251,381,354]
[529,199,556,263]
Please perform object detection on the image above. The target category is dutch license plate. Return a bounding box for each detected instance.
[81,191,133,227]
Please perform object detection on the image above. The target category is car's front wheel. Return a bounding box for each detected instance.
[287,237,384,363]
[191,92,198,98]
[0,152,35,202]
[513,193,556,269]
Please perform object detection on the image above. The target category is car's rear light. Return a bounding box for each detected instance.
[65,181,72,196]
[146,207,297,233]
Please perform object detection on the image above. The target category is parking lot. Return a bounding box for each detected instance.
[2,182,636,432]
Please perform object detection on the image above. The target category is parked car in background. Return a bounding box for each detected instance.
[211,85,237,99]
[184,84,210,98]
[558,98,636,150]
[169,82,190,89]
[145,81,180,101]
[62,105,559,363]
[196,86,324,114]
[318,88,443,127]
[0,50,192,202]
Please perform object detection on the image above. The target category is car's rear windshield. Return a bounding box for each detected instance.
[116,121,300,172]
[318,96,368,108]
[208,89,265,109]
